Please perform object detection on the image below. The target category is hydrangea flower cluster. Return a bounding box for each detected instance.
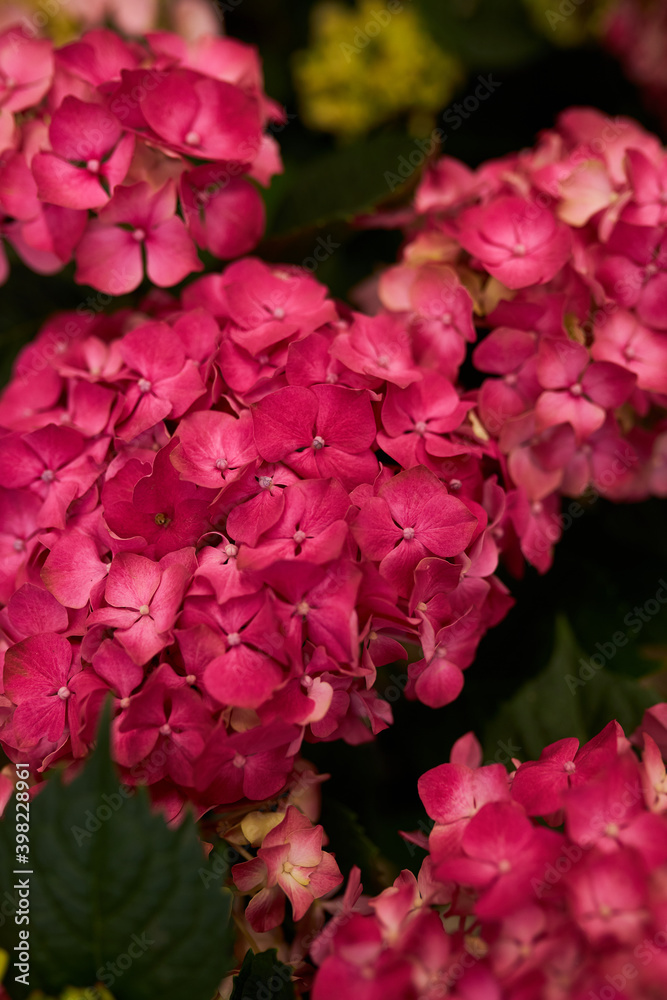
[311,707,667,1000]
[0,245,523,841]
[0,23,283,291]
[368,107,667,571]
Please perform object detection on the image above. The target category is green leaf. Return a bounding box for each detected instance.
[266,130,434,237]
[0,704,234,1000]
[415,0,546,69]
[484,616,660,762]
[230,949,295,1000]
[319,797,389,895]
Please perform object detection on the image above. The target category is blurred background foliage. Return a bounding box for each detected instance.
[1,0,667,920]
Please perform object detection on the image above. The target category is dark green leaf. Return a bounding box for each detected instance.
[266,130,434,236]
[484,617,660,762]
[415,0,546,70]
[230,949,295,1000]
[319,797,389,895]
[0,704,233,1000]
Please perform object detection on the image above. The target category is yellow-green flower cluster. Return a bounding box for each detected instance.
[293,0,461,140]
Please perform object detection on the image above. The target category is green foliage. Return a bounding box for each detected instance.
[415,0,546,69]
[0,707,233,1000]
[266,130,433,236]
[484,617,660,762]
[230,949,295,1000]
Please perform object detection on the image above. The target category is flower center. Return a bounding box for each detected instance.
[232,753,246,768]
[416,601,428,612]
[312,436,325,450]
[57,685,70,700]
[41,468,54,482]
[325,372,338,383]
[224,544,238,557]
[184,130,201,146]
[414,421,427,435]
[376,354,390,368]
[273,307,285,319]
[159,723,171,736]
[563,760,576,774]
[13,538,25,551]
[449,479,462,491]
[185,674,196,685]
[132,228,146,242]
[258,476,273,489]
[119,697,130,709]
[605,822,620,838]
[227,632,241,647]
[497,859,512,874]
[215,457,228,471]
[137,378,152,393]
[293,529,307,544]
[441,312,452,324]
[505,373,518,386]
[513,243,526,256]
[296,600,310,616]
[531,501,543,516]
[138,604,150,616]
[402,526,415,540]
[87,158,100,173]
[154,512,171,527]
[570,383,583,396]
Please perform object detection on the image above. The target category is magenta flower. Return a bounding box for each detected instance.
[535,337,636,443]
[458,195,571,288]
[114,322,206,441]
[596,221,667,330]
[0,28,53,112]
[221,258,337,354]
[41,532,109,610]
[115,66,263,161]
[32,96,134,210]
[199,592,285,709]
[330,312,422,388]
[566,850,648,946]
[170,409,257,488]
[436,800,563,919]
[87,550,193,664]
[103,443,214,558]
[252,384,378,489]
[237,477,350,571]
[511,722,619,816]
[0,423,107,529]
[3,633,80,750]
[194,721,299,805]
[114,664,211,786]
[591,309,667,394]
[180,169,265,260]
[232,805,343,931]
[376,372,472,469]
[75,181,203,294]
[352,467,477,597]
[419,759,510,863]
